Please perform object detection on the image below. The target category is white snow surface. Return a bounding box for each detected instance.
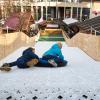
[0,41,100,100]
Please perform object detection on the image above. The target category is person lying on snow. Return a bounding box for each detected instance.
[40,42,68,67]
[0,47,39,71]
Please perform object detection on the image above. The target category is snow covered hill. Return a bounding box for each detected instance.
[0,42,100,100]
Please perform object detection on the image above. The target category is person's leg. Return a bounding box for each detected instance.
[35,58,53,67]
[17,57,39,69]
[58,60,68,67]
[8,61,17,67]
[0,61,17,71]
[16,58,28,69]
[4,60,28,69]
[43,55,67,67]
[42,55,60,67]
[43,55,62,62]
[42,55,58,67]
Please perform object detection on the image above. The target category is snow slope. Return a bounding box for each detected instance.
[0,41,100,100]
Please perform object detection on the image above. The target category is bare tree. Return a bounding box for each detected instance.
[3,0,14,18]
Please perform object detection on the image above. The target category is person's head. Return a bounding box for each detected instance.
[32,47,35,53]
[28,47,35,53]
[57,42,62,49]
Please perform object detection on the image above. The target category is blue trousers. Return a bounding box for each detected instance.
[35,55,67,67]
[9,58,29,69]
[42,55,67,67]
[35,58,53,67]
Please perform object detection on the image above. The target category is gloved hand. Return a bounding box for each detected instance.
[27,59,39,67]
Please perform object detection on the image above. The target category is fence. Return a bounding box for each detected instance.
[0,31,35,60]
[63,32,100,61]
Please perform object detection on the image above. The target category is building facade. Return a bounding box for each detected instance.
[0,0,100,21]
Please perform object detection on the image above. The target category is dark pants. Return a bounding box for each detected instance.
[9,58,29,69]
[8,47,39,69]
[42,55,67,67]
[35,58,53,67]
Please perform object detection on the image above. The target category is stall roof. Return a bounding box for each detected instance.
[63,18,78,25]
[3,12,34,32]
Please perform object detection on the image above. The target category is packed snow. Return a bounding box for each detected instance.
[0,41,100,100]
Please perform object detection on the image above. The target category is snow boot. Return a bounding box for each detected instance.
[0,63,11,71]
[48,59,57,67]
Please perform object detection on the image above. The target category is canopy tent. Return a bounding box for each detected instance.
[3,13,20,32]
[35,17,44,24]
[2,12,35,33]
[36,17,47,30]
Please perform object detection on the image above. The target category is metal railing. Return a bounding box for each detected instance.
[91,26,100,35]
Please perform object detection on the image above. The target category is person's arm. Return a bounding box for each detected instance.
[29,51,39,60]
[22,48,32,55]
[58,50,64,60]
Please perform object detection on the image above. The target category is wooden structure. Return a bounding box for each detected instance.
[2,12,35,36]
[75,16,100,35]
[0,31,36,60]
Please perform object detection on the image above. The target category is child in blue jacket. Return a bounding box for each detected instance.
[42,42,67,67]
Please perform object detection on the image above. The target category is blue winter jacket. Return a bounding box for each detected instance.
[43,43,64,60]
[17,47,39,64]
